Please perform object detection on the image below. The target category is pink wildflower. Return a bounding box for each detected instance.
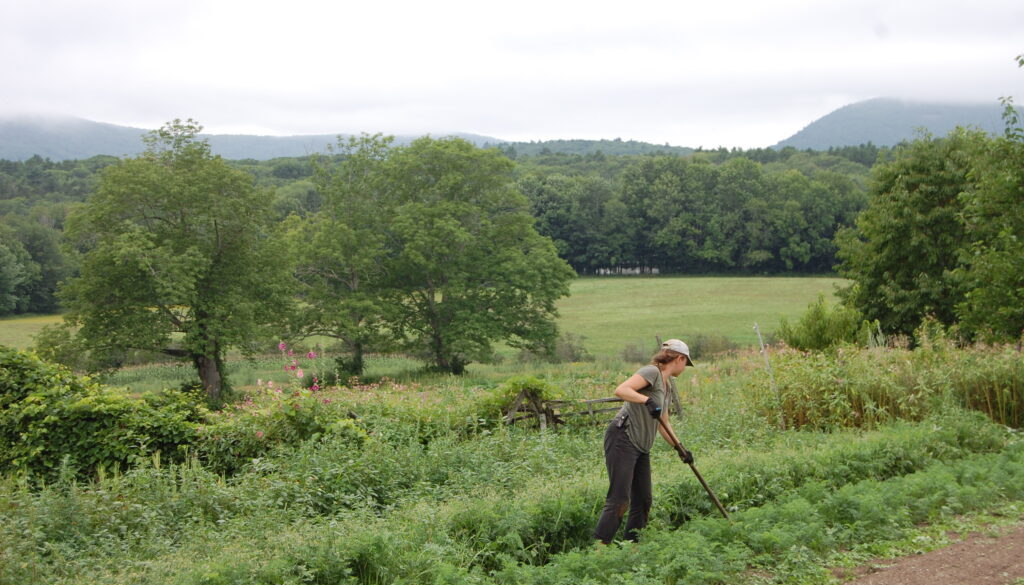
[306,351,317,359]
[296,369,304,379]
[267,381,274,389]
[311,384,320,391]
[287,349,294,357]
[278,342,287,351]
[255,430,265,439]
[322,398,332,404]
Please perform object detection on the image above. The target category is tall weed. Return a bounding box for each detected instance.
[749,342,1024,429]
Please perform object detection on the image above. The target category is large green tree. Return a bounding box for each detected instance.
[380,138,575,374]
[58,120,287,403]
[955,76,1024,341]
[286,134,394,376]
[835,129,984,336]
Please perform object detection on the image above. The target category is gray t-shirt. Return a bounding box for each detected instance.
[615,364,672,453]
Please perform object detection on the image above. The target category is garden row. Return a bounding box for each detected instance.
[0,408,1014,584]
[498,439,1024,585]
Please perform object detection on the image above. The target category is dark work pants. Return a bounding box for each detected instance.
[593,419,652,543]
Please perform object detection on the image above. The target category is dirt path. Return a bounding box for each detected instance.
[835,522,1024,585]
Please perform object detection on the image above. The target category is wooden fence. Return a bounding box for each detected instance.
[504,385,684,430]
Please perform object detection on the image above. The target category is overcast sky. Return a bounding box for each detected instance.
[2,0,1022,148]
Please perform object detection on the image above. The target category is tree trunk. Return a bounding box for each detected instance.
[194,353,224,404]
[350,341,365,376]
[433,348,465,375]
[432,343,448,373]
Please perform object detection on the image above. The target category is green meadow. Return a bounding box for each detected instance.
[0,276,841,356]
[559,276,842,355]
[0,313,62,350]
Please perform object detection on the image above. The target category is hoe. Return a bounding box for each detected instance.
[657,417,730,520]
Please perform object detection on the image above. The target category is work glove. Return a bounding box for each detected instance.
[675,444,694,464]
[644,398,662,418]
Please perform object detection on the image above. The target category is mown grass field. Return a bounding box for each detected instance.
[0,276,843,357]
[21,275,840,393]
[0,313,62,350]
[559,276,842,356]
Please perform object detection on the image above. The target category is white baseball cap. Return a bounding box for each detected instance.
[662,339,694,366]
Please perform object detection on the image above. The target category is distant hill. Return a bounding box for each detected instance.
[774,99,1016,149]
[488,138,694,157]
[0,115,503,161]
[0,115,698,162]
[7,100,1018,162]
[0,116,146,161]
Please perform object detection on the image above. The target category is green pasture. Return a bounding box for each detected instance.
[558,276,843,356]
[96,273,842,393]
[0,313,62,350]
[0,277,842,356]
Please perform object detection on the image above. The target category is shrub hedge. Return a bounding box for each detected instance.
[0,346,202,479]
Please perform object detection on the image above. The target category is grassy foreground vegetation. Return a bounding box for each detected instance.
[1,332,1023,584]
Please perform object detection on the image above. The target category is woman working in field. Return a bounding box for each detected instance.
[593,339,694,544]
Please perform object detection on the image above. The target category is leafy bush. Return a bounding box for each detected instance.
[3,341,1023,585]
[193,391,369,475]
[777,293,878,351]
[0,345,202,479]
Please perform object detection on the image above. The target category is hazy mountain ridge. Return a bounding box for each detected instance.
[774,98,1016,149]
[488,138,694,157]
[3,98,1020,162]
[0,116,503,161]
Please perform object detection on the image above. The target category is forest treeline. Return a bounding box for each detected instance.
[0,142,882,317]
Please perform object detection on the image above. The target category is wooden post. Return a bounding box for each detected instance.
[755,322,785,430]
[504,389,528,424]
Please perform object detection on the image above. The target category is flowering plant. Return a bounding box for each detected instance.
[262,342,323,394]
